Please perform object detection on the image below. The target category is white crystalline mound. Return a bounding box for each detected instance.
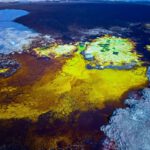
[0,9,38,54]
[0,22,38,54]
[101,88,150,150]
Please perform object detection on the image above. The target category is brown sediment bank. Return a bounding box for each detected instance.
[0,52,149,150]
[4,53,65,86]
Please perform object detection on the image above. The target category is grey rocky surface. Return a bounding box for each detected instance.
[101,88,150,150]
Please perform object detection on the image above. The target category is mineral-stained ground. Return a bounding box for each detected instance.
[0,4,150,150]
[0,33,148,120]
[0,36,149,149]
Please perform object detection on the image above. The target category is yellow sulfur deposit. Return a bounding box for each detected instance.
[0,68,9,74]
[0,54,148,120]
[33,44,76,58]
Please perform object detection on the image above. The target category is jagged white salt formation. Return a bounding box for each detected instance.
[101,87,150,150]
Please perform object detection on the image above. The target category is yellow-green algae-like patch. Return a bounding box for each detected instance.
[76,42,87,53]
[83,35,140,68]
[33,43,76,58]
[33,35,141,70]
